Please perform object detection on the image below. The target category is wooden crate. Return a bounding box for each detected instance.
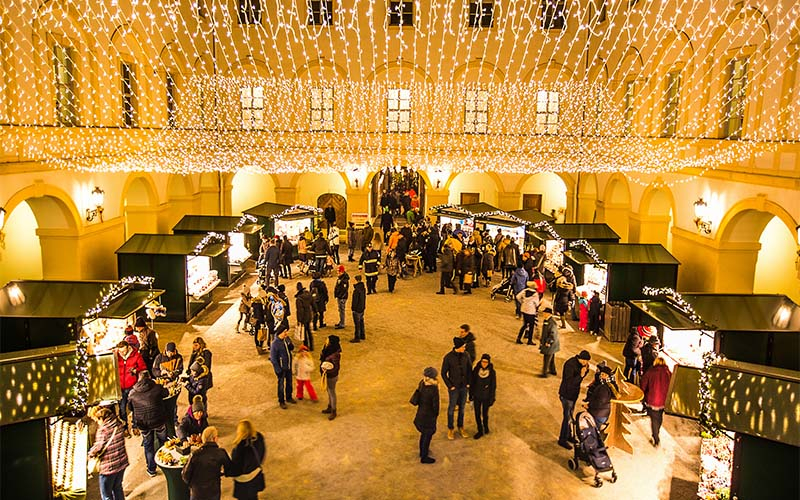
[603,301,631,342]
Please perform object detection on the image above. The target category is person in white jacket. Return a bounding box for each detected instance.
[515,281,541,345]
[328,222,341,265]
[293,345,319,402]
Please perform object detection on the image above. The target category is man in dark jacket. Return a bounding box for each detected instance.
[458,324,477,365]
[359,243,380,294]
[347,222,360,262]
[153,342,183,432]
[350,275,367,342]
[361,221,374,252]
[557,350,591,449]
[380,209,394,243]
[269,328,295,409]
[412,367,440,464]
[309,272,329,330]
[265,238,281,286]
[311,233,329,274]
[441,337,472,439]
[622,329,644,382]
[539,307,560,378]
[181,426,232,500]
[425,229,440,273]
[127,371,169,477]
[436,244,456,295]
[135,317,160,373]
[294,283,314,350]
[333,265,350,329]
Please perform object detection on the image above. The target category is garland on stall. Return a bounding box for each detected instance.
[568,239,604,264]
[269,204,323,220]
[234,214,258,232]
[641,286,709,326]
[531,221,564,245]
[193,232,226,254]
[66,276,155,416]
[475,210,527,226]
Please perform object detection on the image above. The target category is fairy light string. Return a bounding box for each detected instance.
[568,239,604,264]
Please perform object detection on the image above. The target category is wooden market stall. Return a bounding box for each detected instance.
[172,214,263,285]
[242,202,321,245]
[116,234,228,322]
[526,222,620,268]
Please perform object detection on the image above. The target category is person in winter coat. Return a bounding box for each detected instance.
[333,266,350,329]
[425,229,440,273]
[460,248,476,294]
[532,269,547,300]
[481,242,495,286]
[292,345,318,401]
[578,291,589,332]
[134,317,160,373]
[469,354,497,439]
[294,282,315,350]
[516,282,540,345]
[328,222,341,265]
[557,350,591,449]
[297,236,308,264]
[622,329,644,383]
[385,248,402,293]
[359,243,381,294]
[553,274,574,328]
[186,337,213,399]
[501,238,520,279]
[441,337,473,439]
[640,357,672,446]
[411,367,440,464]
[588,291,603,335]
[181,426,232,500]
[641,333,661,374]
[436,243,457,295]
[179,395,209,441]
[88,405,129,500]
[236,285,252,333]
[229,420,266,500]
[510,265,529,318]
[350,275,367,342]
[309,273,329,331]
[269,329,295,409]
[320,335,342,420]
[115,340,146,430]
[361,222,374,252]
[457,324,477,365]
[153,341,183,428]
[347,222,360,262]
[127,371,169,477]
[123,325,140,351]
[265,238,281,286]
[280,235,294,279]
[311,233,329,274]
[539,308,560,378]
[185,358,211,411]
[381,209,394,244]
[250,295,267,350]
[585,365,616,427]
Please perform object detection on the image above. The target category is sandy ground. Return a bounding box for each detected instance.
[91,258,700,500]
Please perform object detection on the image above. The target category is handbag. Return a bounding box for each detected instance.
[88,424,119,477]
[463,272,474,285]
[409,385,421,406]
[293,324,305,343]
[234,443,264,483]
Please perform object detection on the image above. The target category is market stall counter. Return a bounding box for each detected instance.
[156,439,192,500]
[243,202,322,245]
[507,209,555,250]
[172,215,263,286]
[527,222,620,269]
[116,234,228,322]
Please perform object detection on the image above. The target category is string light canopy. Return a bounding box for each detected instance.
[1,0,797,176]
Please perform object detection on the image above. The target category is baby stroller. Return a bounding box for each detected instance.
[568,411,617,487]
[490,277,514,302]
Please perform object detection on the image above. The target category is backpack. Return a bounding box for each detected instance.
[269,295,285,325]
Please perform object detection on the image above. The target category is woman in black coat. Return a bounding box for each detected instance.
[587,291,603,335]
[469,353,497,439]
[230,420,266,500]
[295,283,315,350]
[412,367,440,464]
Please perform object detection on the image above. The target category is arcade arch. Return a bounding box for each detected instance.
[231,171,277,214]
[122,174,159,238]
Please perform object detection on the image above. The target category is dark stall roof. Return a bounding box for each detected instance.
[631,294,800,332]
[116,233,228,257]
[527,223,621,242]
[667,360,800,446]
[243,202,320,221]
[172,215,263,235]
[565,243,680,265]
[508,209,555,225]
[0,280,164,319]
[460,202,502,215]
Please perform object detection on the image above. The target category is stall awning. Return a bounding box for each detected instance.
[527,223,620,242]
[243,202,320,221]
[116,233,227,257]
[565,243,680,265]
[666,360,800,446]
[172,215,263,235]
[0,281,164,319]
[632,294,800,332]
[508,209,555,225]
[460,202,502,215]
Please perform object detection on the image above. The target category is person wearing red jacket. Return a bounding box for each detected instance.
[115,340,146,430]
[640,356,673,447]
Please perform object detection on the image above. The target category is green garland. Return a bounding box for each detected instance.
[568,239,604,264]
[699,350,725,438]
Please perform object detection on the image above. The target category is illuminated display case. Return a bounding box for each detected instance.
[117,234,228,322]
[527,223,620,270]
[243,202,321,247]
[49,417,88,496]
[275,217,315,245]
[173,215,263,285]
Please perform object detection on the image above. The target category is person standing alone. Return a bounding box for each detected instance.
[350,275,366,342]
[411,367,440,464]
[269,328,296,409]
[333,265,350,329]
[441,337,472,440]
[557,350,591,449]
[539,308,560,378]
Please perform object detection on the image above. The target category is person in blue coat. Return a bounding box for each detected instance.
[269,329,295,409]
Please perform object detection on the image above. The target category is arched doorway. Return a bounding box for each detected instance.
[317,193,347,230]
[599,175,632,242]
[576,174,598,222]
[370,167,425,216]
[636,186,675,250]
[753,217,799,302]
[517,173,569,221]
[123,174,159,238]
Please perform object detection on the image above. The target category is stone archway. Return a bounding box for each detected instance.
[1,184,82,284]
[515,173,569,222]
[231,170,277,214]
[317,193,347,230]
[576,173,598,222]
[122,174,159,239]
[598,174,632,241]
[633,185,676,249]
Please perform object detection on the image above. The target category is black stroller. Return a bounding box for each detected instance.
[490,277,514,302]
[568,411,618,487]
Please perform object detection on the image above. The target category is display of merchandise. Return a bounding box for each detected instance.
[439,216,474,237]
[187,256,219,299]
[83,316,134,354]
[544,239,563,269]
[155,378,183,399]
[275,218,312,245]
[581,264,608,303]
[227,232,251,264]
[484,224,524,247]
[156,439,191,468]
[698,432,734,500]
[661,328,714,369]
[49,417,87,493]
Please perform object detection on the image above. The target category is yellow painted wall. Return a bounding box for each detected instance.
[753,217,800,303]
[447,173,499,206]
[0,202,43,286]
[518,173,568,219]
[294,173,347,207]
[231,172,277,214]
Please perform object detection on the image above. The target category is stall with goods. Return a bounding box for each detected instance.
[243,202,321,245]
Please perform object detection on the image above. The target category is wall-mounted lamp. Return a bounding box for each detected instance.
[435,179,441,189]
[85,186,105,222]
[0,206,6,247]
[693,198,712,235]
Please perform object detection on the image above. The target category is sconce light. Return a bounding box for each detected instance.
[354,178,359,188]
[435,179,441,189]
[693,198,712,235]
[0,206,6,247]
[85,186,105,222]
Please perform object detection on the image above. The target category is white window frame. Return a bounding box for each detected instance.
[662,70,681,137]
[724,58,748,139]
[535,90,559,135]
[387,88,411,133]
[308,0,334,26]
[53,43,78,126]
[121,61,138,128]
[240,86,265,130]
[623,81,635,136]
[464,89,489,134]
[468,1,494,28]
[310,87,334,131]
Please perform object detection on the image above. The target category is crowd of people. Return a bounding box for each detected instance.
[91,213,673,499]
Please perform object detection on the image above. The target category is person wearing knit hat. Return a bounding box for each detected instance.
[293,344,319,402]
[333,265,350,330]
[152,341,184,434]
[412,367,440,464]
[556,350,592,449]
[539,307,560,378]
[469,353,497,439]
[441,336,473,439]
[178,394,209,441]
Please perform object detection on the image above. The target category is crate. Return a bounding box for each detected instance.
[603,301,631,342]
